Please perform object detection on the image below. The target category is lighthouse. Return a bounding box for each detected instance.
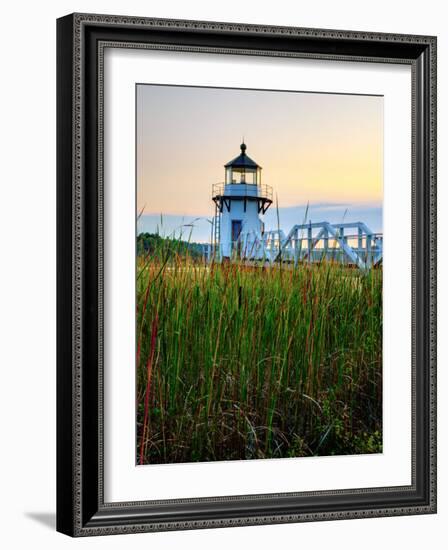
[212,143,273,260]
[207,142,382,270]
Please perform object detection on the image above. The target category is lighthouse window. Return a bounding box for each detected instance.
[241,170,256,185]
[225,164,259,184]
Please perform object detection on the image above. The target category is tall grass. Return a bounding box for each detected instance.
[136,239,382,464]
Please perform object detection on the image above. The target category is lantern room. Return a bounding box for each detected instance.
[224,142,261,185]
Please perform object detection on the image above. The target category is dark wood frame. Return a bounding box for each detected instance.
[57,13,437,537]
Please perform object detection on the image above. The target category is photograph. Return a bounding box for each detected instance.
[136,84,384,465]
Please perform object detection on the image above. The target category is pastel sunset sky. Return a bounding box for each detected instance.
[137,84,383,241]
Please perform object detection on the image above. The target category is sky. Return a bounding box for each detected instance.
[137,84,383,241]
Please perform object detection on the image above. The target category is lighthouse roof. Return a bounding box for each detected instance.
[225,143,261,170]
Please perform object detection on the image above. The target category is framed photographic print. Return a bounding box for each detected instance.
[56,13,437,536]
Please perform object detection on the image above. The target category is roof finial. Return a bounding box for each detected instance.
[240,139,246,155]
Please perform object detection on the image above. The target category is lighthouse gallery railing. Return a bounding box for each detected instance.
[212,182,273,201]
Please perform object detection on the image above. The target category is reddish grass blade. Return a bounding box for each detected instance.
[139,313,159,465]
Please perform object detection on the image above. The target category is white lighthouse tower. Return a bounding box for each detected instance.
[212,143,273,260]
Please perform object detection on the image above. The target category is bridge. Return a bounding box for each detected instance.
[204,221,383,272]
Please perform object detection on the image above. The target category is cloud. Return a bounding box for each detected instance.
[137,201,383,243]
[264,202,382,233]
[137,214,213,243]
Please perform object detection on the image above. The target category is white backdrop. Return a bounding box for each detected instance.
[0,1,445,549]
[105,50,412,501]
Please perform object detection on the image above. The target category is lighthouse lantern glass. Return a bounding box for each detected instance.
[226,167,258,185]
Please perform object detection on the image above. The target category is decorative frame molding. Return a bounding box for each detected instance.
[57,13,437,537]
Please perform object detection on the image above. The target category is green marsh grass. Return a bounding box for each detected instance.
[137,240,382,464]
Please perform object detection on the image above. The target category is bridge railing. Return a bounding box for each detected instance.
[259,222,382,271]
[204,221,382,272]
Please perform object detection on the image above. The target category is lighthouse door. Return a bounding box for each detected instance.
[231,220,243,255]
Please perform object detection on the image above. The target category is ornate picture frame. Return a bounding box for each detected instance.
[56,13,437,536]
